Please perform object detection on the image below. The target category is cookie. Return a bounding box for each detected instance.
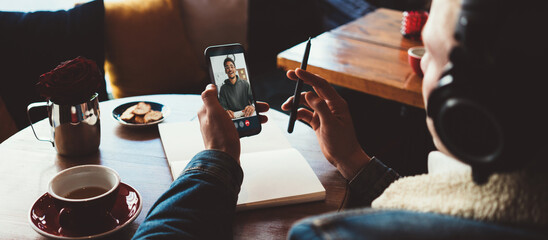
[133,102,151,115]
[120,105,136,121]
[144,110,163,123]
[133,115,146,124]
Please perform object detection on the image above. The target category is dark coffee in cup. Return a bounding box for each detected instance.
[64,186,110,199]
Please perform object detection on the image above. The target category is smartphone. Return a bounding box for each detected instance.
[204,43,261,137]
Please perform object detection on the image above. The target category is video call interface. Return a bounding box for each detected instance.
[209,53,258,129]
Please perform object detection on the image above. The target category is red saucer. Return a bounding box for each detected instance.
[29,182,142,239]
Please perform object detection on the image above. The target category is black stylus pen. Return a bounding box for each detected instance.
[288,37,311,133]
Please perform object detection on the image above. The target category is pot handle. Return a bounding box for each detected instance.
[27,102,54,145]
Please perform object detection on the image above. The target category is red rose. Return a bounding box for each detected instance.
[36,56,103,105]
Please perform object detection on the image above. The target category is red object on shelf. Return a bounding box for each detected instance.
[401,10,429,40]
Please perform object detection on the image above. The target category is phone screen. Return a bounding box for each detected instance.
[205,44,261,137]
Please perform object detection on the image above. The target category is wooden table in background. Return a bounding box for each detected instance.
[277,8,425,109]
[0,94,346,239]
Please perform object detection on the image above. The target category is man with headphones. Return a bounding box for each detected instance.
[133,0,547,239]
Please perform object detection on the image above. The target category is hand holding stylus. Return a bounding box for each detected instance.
[282,68,371,180]
[287,37,311,133]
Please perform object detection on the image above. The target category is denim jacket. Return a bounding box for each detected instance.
[132,150,545,239]
[132,150,243,239]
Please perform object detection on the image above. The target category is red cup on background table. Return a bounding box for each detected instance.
[408,46,426,77]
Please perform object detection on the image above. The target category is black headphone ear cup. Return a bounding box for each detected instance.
[435,96,504,164]
[436,95,507,184]
[427,65,505,183]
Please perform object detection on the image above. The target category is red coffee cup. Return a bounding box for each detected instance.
[48,165,120,233]
[408,46,426,77]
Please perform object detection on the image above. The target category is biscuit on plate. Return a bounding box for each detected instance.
[133,102,151,115]
[121,105,136,121]
[144,110,163,122]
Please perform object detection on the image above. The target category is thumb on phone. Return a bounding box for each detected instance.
[198,84,240,162]
[201,84,220,107]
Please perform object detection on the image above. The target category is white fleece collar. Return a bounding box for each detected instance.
[372,151,548,227]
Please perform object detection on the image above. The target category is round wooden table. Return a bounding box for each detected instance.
[0,94,346,239]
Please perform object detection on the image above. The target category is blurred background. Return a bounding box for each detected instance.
[1,0,433,176]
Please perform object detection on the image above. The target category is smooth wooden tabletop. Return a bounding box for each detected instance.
[0,94,346,239]
[277,8,425,109]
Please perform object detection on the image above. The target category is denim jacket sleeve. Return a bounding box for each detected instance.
[132,150,243,240]
[344,157,400,208]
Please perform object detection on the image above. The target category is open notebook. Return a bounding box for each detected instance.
[158,120,326,211]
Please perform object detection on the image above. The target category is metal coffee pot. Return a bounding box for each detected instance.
[27,93,100,156]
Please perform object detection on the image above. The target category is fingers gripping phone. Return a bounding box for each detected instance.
[204,43,261,137]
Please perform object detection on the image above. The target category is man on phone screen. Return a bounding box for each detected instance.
[218,57,254,119]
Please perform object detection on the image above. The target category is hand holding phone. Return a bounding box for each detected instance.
[204,43,262,137]
[198,84,241,161]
